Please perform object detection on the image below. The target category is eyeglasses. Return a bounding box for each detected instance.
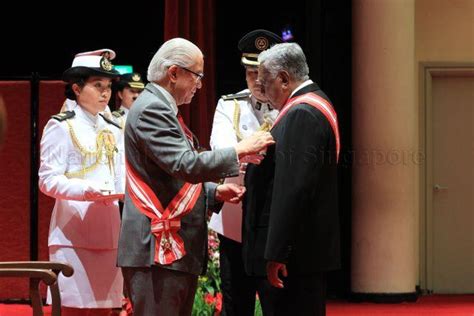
[179,66,204,81]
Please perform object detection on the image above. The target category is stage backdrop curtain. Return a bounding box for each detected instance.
[0,80,66,300]
[0,81,31,299]
[164,0,216,149]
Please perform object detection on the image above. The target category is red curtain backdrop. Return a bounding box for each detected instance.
[0,81,66,300]
[164,0,216,149]
[0,82,31,299]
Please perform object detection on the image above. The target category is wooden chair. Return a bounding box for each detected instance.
[0,261,74,316]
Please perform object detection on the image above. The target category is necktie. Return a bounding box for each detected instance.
[176,112,194,145]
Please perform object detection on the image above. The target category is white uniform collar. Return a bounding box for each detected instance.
[248,89,273,111]
[66,99,111,124]
[64,98,78,111]
[152,82,178,115]
[75,103,100,127]
[250,94,272,111]
[290,79,313,98]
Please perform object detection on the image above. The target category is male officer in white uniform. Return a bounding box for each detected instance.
[112,72,145,129]
[209,29,282,316]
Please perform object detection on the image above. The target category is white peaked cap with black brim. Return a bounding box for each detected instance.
[63,48,120,82]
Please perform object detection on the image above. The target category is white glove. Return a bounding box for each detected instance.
[83,183,104,201]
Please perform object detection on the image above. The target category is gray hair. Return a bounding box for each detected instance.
[147,38,203,82]
[258,43,309,81]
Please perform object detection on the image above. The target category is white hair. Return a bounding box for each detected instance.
[147,38,203,82]
[258,43,309,82]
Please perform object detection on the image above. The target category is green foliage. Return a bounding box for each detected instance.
[192,287,218,316]
[192,229,263,315]
[255,298,263,316]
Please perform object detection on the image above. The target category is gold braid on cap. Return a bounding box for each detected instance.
[64,120,118,178]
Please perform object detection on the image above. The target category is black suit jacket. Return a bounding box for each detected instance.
[242,82,341,277]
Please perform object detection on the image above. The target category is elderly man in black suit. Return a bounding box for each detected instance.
[242,42,341,315]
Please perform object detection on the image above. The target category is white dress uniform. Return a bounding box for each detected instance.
[209,89,278,242]
[39,101,124,308]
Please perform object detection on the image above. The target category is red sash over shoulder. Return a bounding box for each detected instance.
[126,160,202,265]
[272,92,340,161]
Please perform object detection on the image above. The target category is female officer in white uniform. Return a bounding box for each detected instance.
[39,49,124,316]
[112,72,145,129]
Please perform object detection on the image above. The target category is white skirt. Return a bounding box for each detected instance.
[47,246,123,308]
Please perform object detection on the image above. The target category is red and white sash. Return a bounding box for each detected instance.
[125,160,203,265]
[272,92,340,161]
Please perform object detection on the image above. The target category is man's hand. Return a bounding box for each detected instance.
[240,154,265,165]
[266,261,287,288]
[215,183,246,203]
[234,131,275,159]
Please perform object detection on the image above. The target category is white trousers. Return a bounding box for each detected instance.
[47,246,123,308]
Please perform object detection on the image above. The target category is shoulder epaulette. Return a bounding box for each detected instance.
[221,91,251,101]
[112,109,125,118]
[52,111,75,121]
[99,113,122,129]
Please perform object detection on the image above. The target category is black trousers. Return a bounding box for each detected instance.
[218,234,282,316]
[275,272,327,316]
[122,265,198,316]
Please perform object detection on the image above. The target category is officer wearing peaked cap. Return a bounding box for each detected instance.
[113,72,145,129]
[209,29,282,316]
[38,48,125,314]
[60,49,120,114]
